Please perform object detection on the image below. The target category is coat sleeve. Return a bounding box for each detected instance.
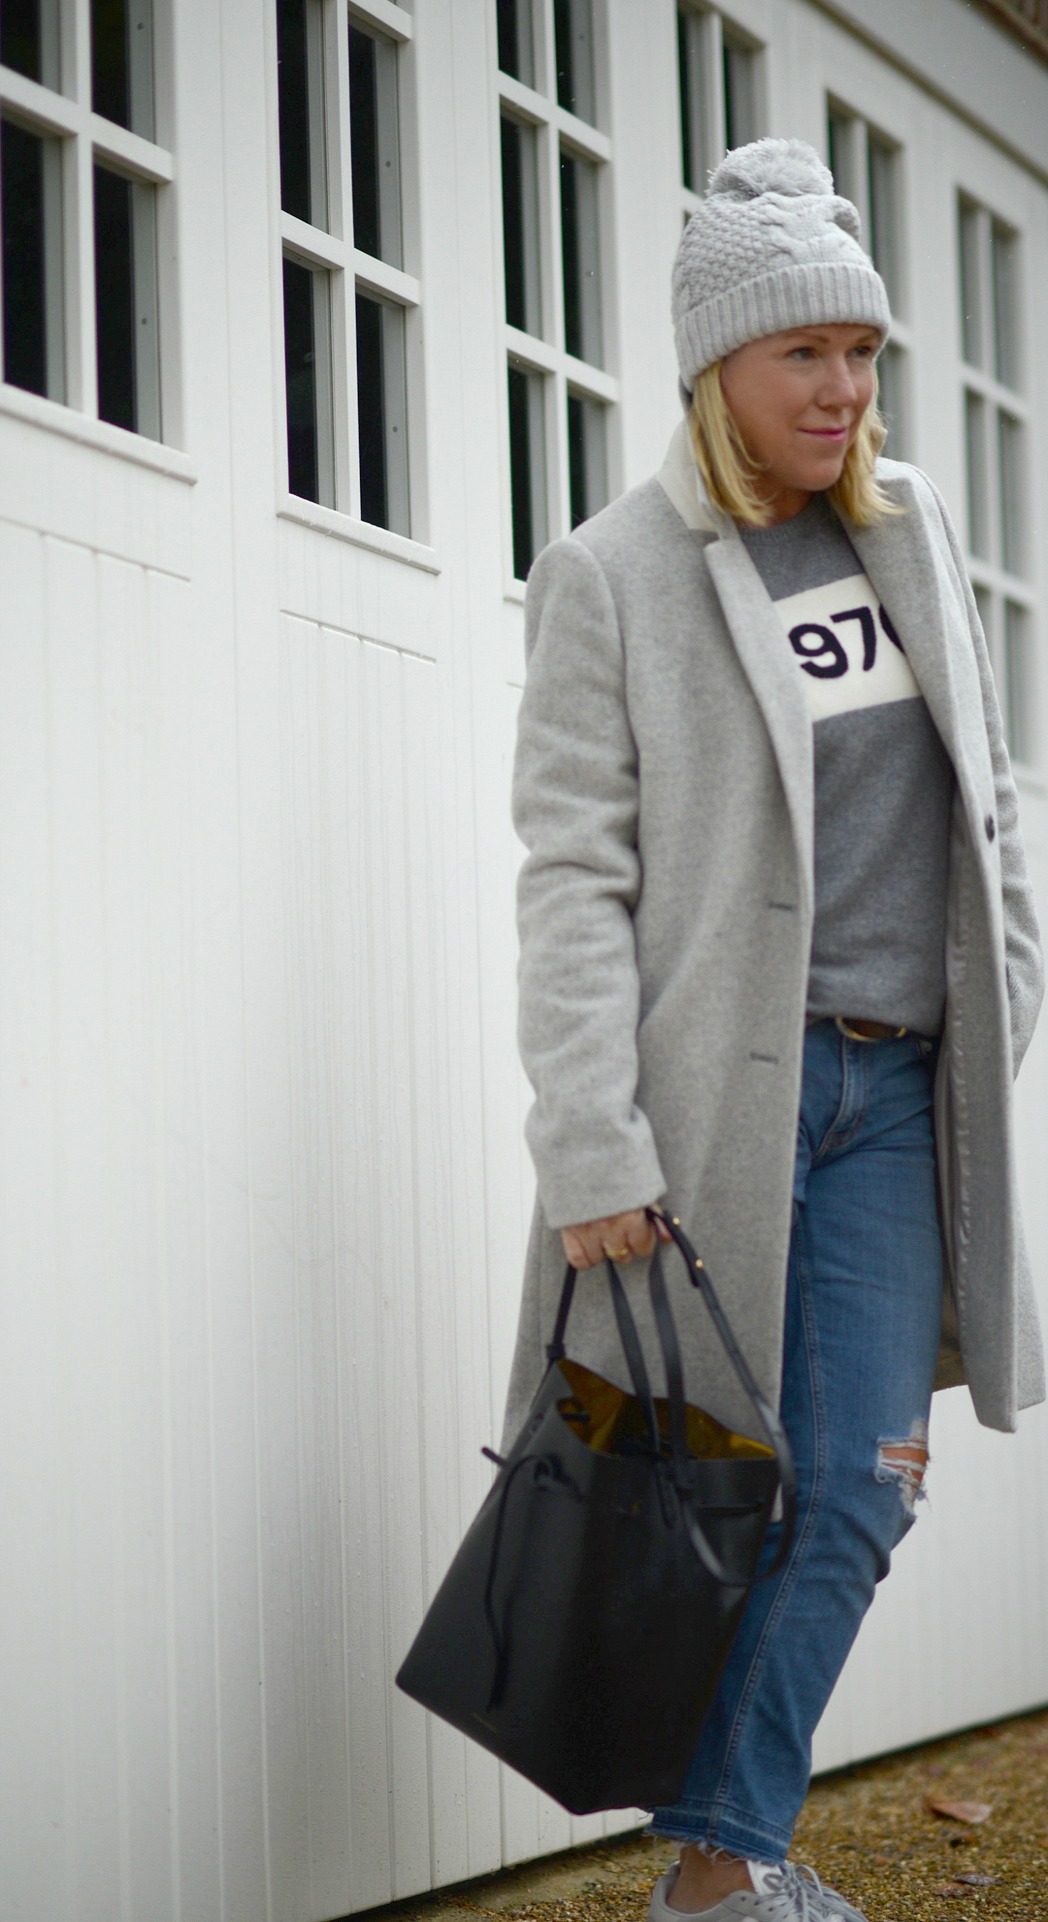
[512,534,666,1229]
[925,473,1045,1074]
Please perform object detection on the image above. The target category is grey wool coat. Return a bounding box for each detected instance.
[503,421,1045,1448]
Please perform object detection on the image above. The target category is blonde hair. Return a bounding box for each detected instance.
[688,360,904,528]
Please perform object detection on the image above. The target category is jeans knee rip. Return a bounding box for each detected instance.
[875,1418,929,1519]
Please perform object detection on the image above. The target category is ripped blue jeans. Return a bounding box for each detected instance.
[650,1019,944,1864]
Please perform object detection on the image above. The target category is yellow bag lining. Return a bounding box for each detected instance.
[557,1357,773,1462]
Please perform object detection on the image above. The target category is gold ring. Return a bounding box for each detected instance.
[605,1245,630,1262]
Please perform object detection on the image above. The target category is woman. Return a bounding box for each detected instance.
[503,140,1045,1922]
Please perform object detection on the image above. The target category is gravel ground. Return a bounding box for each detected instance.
[382,1706,1048,1922]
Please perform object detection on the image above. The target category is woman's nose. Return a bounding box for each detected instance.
[818,357,862,407]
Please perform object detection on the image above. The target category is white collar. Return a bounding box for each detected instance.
[656,418,732,535]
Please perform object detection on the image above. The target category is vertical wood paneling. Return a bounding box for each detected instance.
[0,523,71,1922]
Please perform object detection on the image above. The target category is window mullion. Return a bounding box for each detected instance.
[539,112,561,370]
[333,0,360,516]
[72,128,97,415]
[67,0,96,414]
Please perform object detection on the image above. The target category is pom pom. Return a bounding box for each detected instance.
[709,137,834,203]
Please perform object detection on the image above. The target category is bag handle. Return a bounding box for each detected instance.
[647,1209,796,1579]
[546,1211,796,1582]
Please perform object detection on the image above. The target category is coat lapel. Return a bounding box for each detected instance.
[843,475,965,768]
[658,425,816,909]
[704,531,815,916]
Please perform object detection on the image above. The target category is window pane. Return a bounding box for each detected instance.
[277,0,327,227]
[826,109,855,202]
[94,163,160,437]
[500,115,541,336]
[723,35,757,151]
[283,255,334,504]
[867,136,899,309]
[91,0,154,139]
[508,360,547,578]
[991,221,1019,390]
[560,150,601,365]
[1,0,60,87]
[349,22,401,267]
[677,7,707,193]
[497,0,534,86]
[998,412,1023,576]
[2,117,64,400]
[567,391,606,528]
[876,342,905,459]
[973,582,992,649]
[958,199,982,369]
[963,389,988,558]
[554,0,595,124]
[1004,601,1031,762]
[356,291,409,535]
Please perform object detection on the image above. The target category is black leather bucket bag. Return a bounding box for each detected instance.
[396,1211,796,1815]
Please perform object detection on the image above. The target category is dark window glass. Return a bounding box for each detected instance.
[349,23,400,264]
[93,0,129,125]
[1,118,47,395]
[958,200,982,369]
[94,163,136,429]
[277,0,311,222]
[1004,602,1030,762]
[553,0,594,122]
[567,391,606,527]
[560,153,581,359]
[723,36,756,152]
[826,111,843,194]
[283,255,319,500]
[964,389,988,559]
[998,412,1023,575]
[349,23,380,258]
[876,342,905,459]
[356,289,387,528]
[2,0,47,81]
[508,363,534,578]
[867,137,898,308]
[497,0,533,84]
[501,117,526,331]
[568,393,586,527]
[91,0,152,136]
[677,11,693,191]
[992,221,1019,390]
[560,151,601,364]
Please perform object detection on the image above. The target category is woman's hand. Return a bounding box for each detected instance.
[559,1207,672,1271]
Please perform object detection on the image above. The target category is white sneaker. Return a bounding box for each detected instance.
[647,1860,868,1922]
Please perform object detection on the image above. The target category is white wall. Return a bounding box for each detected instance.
[1,3,1048,1919]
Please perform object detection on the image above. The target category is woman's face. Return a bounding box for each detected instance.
[719,324,881,523]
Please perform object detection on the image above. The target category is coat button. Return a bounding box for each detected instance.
[985,814,996,842]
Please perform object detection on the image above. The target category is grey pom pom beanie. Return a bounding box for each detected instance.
[672,137,892,404]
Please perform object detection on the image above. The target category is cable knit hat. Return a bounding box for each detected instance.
[672,137,892,404]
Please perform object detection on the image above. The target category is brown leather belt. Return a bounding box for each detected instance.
[814,1016,908,1042]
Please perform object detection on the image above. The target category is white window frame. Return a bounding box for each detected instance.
[677,4,764,218]
[272,0,430,556]
[0,0,177,445]
[496,0,617,593]
[956,189,1036,766]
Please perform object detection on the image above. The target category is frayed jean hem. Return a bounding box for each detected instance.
[645,1802,790,1866]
